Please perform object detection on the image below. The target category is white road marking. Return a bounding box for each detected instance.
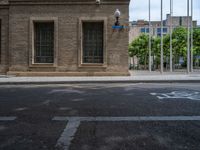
[71,98,85,102]
[55,118,80,150]
[150,91,200,101]
[14,107,28,111]
[0,117,17,121]
[59,107,72,111]
[48,89,85,94]
[53,116,200,150]
[41,100,51,105]
[53,116,200,122]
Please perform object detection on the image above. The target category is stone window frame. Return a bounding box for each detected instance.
[78,17,107,68]
[29,17,58,67]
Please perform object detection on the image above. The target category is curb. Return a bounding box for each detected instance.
[0,80,200,85]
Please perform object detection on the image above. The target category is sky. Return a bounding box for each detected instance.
[129,0,200,25]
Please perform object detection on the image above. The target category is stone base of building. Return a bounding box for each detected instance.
[0,65,9,74]
[7,71,130,77]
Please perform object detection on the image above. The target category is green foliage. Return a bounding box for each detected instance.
[128,26,200,68]
[193,28,200,57]
[129,34,149,68]
[172,27,187,64]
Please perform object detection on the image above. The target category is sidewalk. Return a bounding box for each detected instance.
[0,71,200,84]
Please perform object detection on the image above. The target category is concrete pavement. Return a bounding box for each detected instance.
[0,71,200,84]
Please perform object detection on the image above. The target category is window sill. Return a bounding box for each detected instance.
[79,63,107,69]
[29,63,56,68]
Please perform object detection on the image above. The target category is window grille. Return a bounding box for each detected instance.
[82,22,103,64]
[34,22,54,63]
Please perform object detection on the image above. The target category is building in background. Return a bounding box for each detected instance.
[129,14,197,43]
[0,0,130,76]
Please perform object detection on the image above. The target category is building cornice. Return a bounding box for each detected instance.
[8,0,130,5]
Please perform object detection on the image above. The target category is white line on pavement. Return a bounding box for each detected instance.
[53,116,200,150]
[55,118,80,150]
[0,117,17,121]
[53,116,200,122]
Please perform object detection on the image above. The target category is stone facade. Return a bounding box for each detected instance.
[0,2,9,73]
[0,0,130,76]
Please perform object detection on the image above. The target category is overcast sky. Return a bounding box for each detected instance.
[129,0,200,25]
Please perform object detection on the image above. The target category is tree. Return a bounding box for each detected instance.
[129,34,149,69]
[152,36,161,69]
[129,27,200,70]
[172,27,187,66]
[193,28,200,66]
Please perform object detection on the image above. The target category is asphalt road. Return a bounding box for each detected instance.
[0,83,200,150]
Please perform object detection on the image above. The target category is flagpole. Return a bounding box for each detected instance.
[190,0,193,72]
[170,0,173,72]
[149,0,152,72]
[160,0,164,73]
[187,0,190,74]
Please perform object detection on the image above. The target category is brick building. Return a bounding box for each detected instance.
[0,0,130,76]
[129,14,197,43]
